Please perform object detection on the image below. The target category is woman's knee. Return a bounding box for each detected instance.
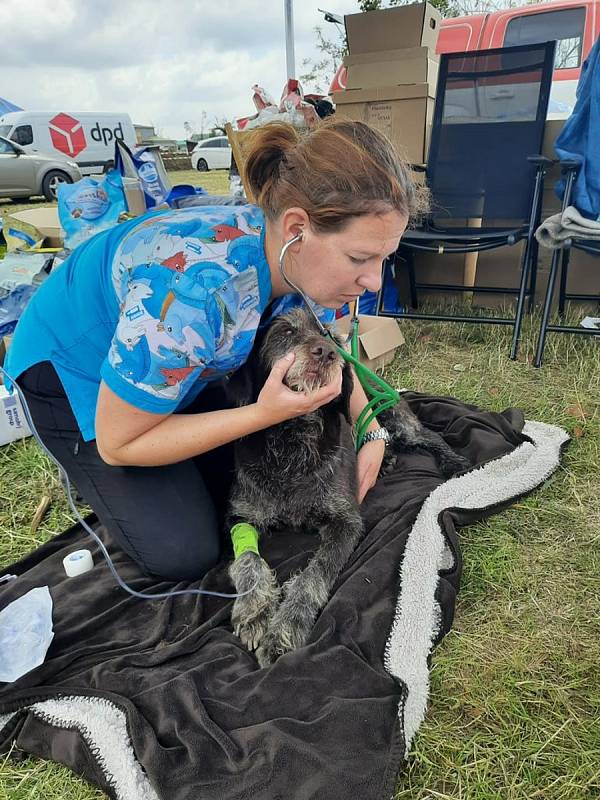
[135,526,222,582]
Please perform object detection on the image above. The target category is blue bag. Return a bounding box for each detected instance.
[115,139,172,208]
[0,284,37,337]
[58,171,127,249]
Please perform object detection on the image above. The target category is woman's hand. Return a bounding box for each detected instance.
[356,438,386,503]
[256,353,343,425]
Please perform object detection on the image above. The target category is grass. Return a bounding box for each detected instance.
[1,174,599,799]
[0,167,229,225]
[387,315,600,800]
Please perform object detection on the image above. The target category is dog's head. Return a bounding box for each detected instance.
[228,308,354,424]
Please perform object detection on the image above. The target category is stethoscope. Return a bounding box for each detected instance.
[278,233,401,450]
[278,232,334,335]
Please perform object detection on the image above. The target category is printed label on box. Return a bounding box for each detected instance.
[367,103,393,138]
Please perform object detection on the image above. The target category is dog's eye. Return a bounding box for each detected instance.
[283,327,293,336]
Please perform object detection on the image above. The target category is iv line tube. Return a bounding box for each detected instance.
[0,364,258,601]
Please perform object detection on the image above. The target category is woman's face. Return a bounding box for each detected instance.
[285,210,408,309]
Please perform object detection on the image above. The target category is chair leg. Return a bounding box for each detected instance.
[510,235,534,360]
[558,248,571,319]
[377,257,393,315]
[533,246,563,367]
[403,250,419,310]
[528,237,539,312]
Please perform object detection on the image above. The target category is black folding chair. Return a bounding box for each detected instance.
[377,42,556,359]
[533,161,600,367]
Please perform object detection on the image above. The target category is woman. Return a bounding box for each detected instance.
[6,119,420,581]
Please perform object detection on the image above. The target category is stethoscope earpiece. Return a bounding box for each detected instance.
[278,233,329,336]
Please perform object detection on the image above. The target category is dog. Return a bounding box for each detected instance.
[226,308,469,667]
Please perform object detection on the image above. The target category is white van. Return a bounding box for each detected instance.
[0,111,137,176]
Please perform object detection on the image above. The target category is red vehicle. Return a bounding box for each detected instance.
[331,0,599,116]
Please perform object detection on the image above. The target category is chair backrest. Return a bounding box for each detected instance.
[427,41,556,223]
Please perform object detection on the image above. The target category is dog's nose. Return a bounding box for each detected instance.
[310,342,337,362]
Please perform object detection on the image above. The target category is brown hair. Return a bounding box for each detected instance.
[241,117,427,232]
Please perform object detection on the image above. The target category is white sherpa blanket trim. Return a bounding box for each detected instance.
[384,419,569,754]
[0,696,159,800]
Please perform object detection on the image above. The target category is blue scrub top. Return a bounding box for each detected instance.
[6,205,334,441]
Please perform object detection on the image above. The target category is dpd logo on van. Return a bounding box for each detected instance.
[49,113,87,158]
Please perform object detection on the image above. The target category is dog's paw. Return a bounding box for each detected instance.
[255,610,310,667]
[232,594,279,652]
[229,553,280,653]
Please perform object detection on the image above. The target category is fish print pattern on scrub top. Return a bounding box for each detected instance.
[106,205,270,408]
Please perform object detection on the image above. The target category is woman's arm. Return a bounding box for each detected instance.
[349,369,386,503]
[349,372,381,436]
[96,354,343,467]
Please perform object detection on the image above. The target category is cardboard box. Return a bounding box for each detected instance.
[400,237,600,312]
[122,177,147,216]
[334,83,434,165]
[6,207,64,248]
[542,118,565,160]
[336,313,405,371]
[345,2,442,55]
[344,46,439,92]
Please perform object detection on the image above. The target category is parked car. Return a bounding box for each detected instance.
[0,135,82,201]
[191,136,232,171]
[330,0,599,118]
[0,110,137,176]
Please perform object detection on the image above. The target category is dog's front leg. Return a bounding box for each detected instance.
[229,552,281,652]
[256,511,363,667]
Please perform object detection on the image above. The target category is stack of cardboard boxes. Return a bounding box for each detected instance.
[333,2,441,166]
[333,6,599,313]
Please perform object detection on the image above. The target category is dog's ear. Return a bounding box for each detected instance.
[226,328,269,407]
[226,362,256,407]
[337,361,354,426]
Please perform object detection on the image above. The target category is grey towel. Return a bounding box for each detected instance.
[536,205,600,249]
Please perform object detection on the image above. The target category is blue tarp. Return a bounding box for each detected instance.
[555,35,600,219]
[0,97,22,115]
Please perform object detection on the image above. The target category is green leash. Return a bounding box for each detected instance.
[276,237,402,450]
[333,309,401,451]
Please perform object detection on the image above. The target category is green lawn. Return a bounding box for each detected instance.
[1,174,599,799]
[0,167,229,224]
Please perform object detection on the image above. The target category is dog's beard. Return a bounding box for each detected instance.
[282,355,342,394]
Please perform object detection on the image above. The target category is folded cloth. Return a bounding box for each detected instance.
[535,204,600,249]
[554,35,600,219]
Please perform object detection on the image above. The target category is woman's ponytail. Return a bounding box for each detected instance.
[240,117,426,231]
[242,123,300,214]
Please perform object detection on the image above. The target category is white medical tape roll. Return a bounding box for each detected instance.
[63,549,94,577]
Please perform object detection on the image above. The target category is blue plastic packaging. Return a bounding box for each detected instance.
[115,140,172,208]
[58,170,127,249]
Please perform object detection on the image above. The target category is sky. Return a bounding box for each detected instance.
[0,0,354,139]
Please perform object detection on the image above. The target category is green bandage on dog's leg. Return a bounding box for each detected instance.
[230,523,260,560]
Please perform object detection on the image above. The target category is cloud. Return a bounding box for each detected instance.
[0,0,352,138]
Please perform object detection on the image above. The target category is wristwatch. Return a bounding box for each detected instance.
[361,427,391,447]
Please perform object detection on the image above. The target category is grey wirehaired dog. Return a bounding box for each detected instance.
[226,308,469,667]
